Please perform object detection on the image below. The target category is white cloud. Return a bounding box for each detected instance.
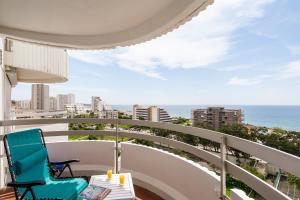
[251,30,278,39]
[280,60,300,79]
[287,45,300,55]
[69,0,274,79]
[228,75,269,86]
[214,65,252,72]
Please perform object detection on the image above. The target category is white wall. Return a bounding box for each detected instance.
[47,140,115,176]
[0,37,13,188]
[4,39,68,83]
[231,189,254,200]
[0,36,5,188]
[121,142,221,200]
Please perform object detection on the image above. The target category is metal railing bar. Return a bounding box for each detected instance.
[220,135,227,200]
[115,120,119,174]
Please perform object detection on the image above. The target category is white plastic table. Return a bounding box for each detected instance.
[89,173,136,200]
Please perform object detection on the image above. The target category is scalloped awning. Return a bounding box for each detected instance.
[0,0,213,49]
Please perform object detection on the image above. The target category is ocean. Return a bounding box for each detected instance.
[112,105,300,131]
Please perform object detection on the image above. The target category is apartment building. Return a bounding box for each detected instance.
[99,110,118,119]
[133,105,148,120]
[15,100,31,110]
[57,93,75,110]
[192,107,243,130]
[133,105,172,122]
[91,96,103,113]
[65,104,85,117]
[31,84,49,111]
[49,97,57,111]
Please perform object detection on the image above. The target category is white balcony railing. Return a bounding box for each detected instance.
[1,118,299,200]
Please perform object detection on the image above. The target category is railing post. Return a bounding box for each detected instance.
[220,135,227,200]
[115,119,119,174]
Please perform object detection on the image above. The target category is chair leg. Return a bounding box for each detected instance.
[66,164,74,177]
[29,188,37,200]
[19,188,29,200]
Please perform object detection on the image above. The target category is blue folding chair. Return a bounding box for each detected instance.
[3,128,88,200]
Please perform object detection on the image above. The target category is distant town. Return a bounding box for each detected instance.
[11,84,300,198]
[13,84,244,130]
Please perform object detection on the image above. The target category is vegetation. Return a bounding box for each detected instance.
[287,174,300,190]
[241,164,266,180]
[258,128,300,157]
[133,139,154,147]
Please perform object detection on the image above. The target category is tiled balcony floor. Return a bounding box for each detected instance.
[0,185,164,200]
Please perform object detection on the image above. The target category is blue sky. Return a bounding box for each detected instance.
[13,0,300,105]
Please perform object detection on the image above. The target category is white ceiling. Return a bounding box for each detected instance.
[0,0,213,49]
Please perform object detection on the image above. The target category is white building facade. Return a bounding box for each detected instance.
[31,84,49,111]
[65,103,85,117]
[49,96,57,111]
[133,105,172,122]
[57,93,75,110]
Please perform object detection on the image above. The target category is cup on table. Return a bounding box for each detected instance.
[119,175,125,185]
[107,169,113,180]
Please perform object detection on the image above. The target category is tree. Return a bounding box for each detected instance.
[173,117,190,125]
[150,128,171,138]
[175,133,199,146]
[219,124,254,159]
[88,135,97,140]
[260,128,300,157]
[95,124,105,130]
[133,139,154,147]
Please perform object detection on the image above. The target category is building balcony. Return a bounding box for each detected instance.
[4,39,68,84]
[0,118,299,200]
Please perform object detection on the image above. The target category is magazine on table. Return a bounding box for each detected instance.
[81,184,111,200]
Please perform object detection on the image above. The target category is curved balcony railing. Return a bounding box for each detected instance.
[1,118,299,200]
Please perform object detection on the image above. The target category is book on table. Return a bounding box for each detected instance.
[80,184,111,200]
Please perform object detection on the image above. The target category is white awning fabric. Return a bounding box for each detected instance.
[0,0,213,49]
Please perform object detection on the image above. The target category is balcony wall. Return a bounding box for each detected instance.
[47,140,221,200]
[121,142,220,200]
[47,141,115,175]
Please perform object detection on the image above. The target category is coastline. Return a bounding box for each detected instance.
[113,105,300,132]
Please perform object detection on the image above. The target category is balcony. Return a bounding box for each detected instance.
[4,39,68,84]
[1,118,299,200]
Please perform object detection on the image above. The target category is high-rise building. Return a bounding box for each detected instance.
[133,105,172,122]
[133,105,148,120]
[192,107,243,130]
[68,93,75,104]
[31,84,49,111]
[49,97,57,111]
[56,93,75,110]
[91,96,117,119]
[91,96,103,113]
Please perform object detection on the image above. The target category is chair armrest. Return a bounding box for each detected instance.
[50,159,80,165]
[7,180,46,188]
